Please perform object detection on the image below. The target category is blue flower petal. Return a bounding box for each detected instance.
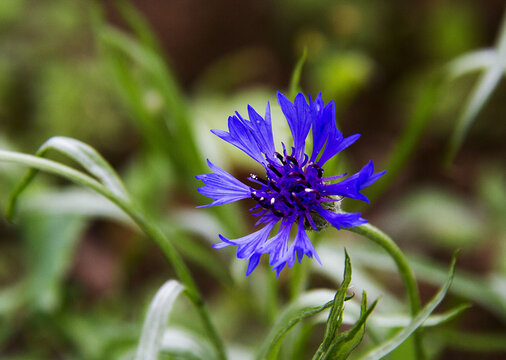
[246,254,261,276]
[323,161,386,202]
[316,207,367,229]
[273,217,321,274]
[195,159,252,207]
[277,92,311,162]
[198,92,386,276]
[318,132,361,166]
[259,220,293,269]
[310,94,334,161]
[211,114,265,164]
[247,103,276,159]
[214,220,277,257]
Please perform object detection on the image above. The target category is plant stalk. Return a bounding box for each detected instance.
[0,150,227,360]
[346,223,423,359]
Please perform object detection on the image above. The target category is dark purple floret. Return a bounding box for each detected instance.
[196,92,386,276]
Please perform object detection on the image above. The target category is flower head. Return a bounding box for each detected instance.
[196,92,385,276]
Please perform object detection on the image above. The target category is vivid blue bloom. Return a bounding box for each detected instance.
[196,92,385,276]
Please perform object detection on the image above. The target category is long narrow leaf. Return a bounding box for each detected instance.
[327,292,378,360]
[342,244,506,320]
[312,250,353,359]
[257,290,335,360]
[446,49,497,80]
[160,327,217,360]
[97,27,203,176]
[360,252,458,360]
[115,0,162,52]
[135,280,185,360]
[7,136,129,220]
[444,10,506,164]
[289,48,307,99]
[444,64,504,165]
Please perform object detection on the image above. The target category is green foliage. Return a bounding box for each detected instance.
[313,274,378,360]
[288,48,307,100]
[259,252,376,360]
[135,280,185,360]
[361,252,458,360]
[0,1,503,359]
[444,10,506,165]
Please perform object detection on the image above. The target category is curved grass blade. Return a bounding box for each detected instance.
[289,48,307,100]
[305,297,467,331]
[136,280,185,360]
[97,27,203,177]
[446,49,497,80]
[7,136,129,220]
[0,149,227,360]
[257,290,335,360]
[357,303,470,329]
[360,252,458,360]
[344,244,506,321]
[161,327,217,360]
[363,73,443,205]
[312,250,353,359]
[23,188,133,224]
[443,64,504,165]
[114,0,162,53]
[324,292,378,360]
[444,10,506,165]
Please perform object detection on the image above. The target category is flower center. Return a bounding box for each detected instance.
[249,151,324,218]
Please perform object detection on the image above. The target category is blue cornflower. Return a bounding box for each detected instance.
[196,92,385,276]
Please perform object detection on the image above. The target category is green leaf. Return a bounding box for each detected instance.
[96,26,203,177]
[360,252,458,360]
[446,49,497,80]
[444,11,506,165]
[365,303,470,328]
[257,290,335,360]
[343,244,506,320]
[21,214,86,312]
[7,136,129,220]
[289,48,307,99]
[160,327,217,360]
[363,73,443,205]
[22,188,132,224]
[0,148,226,360]
[328,292,378,360]
[311,250,356,359]
[444,63,504,165]
[135,280,185,360]
[114,0,162,53]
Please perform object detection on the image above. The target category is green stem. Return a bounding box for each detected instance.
[346,223,423,359]
[0,150,227,360]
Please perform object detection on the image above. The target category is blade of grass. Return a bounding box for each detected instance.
[363,72,443,205]
[446,49,497,80]
[136,280,185,360]
[114,0,162,52]
[360,252,458,360]
[7,136,129,220]
[161,327,217,360]
[444,9,506,165]
[288,48,307,100]
[324,292,378,360]
[257,289,337,360]
[346,224,423,359]
[0,149,227,360]
[312,250,353,359]
[344,244,506,321]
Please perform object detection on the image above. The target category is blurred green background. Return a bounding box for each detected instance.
[0,0,505,359]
